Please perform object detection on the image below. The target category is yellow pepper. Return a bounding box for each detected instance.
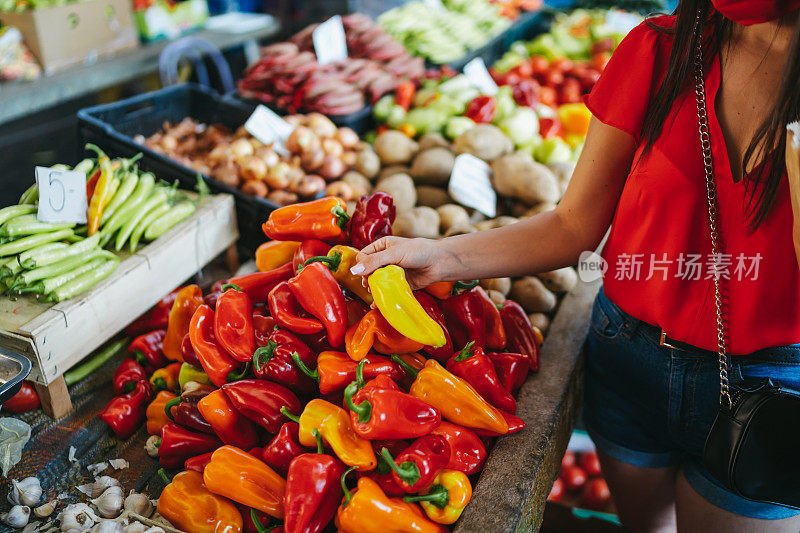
[158,470,243,533]
[303,245,373,303]
[150,362,181,393]
[255,240,300,272]
[557,103,592,137]
[403,470,472,524]
[284,399,376,471]
[178,362,212,389]
[85,144,120,236]
[367,265,445,347]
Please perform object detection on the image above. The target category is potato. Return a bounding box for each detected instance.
[493,216,519,228]
[375,173,416,212]
[510,276,557,313]
[379,165,410,182]
[492,152,560,205]
[410,147,455,185]
[538,267,578,293]
[418,132,452,151]
[468,210,486,225]
[355,148,381,179]
[524,202,557,217]
[474,219,497,232]
[453,124,513,162]
[416,186,452,208]
[444,224,477,237]
[488,290,506,306]
[436,204,469,233]
[528,313,550,334]
[341,171,371,198]
[480,277,511,296]
[392,207,440,239]
[374,131,419,165]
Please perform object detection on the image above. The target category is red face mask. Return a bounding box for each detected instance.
[711,0,800,25]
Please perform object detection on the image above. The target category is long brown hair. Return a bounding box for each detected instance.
[639,1,800,229]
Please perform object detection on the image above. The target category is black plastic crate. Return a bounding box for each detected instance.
[77,83,277,255]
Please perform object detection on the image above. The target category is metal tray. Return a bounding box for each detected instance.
[0,349,32,405]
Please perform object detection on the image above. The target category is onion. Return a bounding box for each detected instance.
[208,143,230,163]
[230,138,254,160]
[268,190,300,205]
[212,162,241,187]
[301,148,325,172]
[306,113,337,138]
[256,147,280,167]
[160,135,177,152]
[266,162,291,189]
[242,156,268,181]
[341,150,357,167]
[241,180,269,197]
[319,156,346,181]
[286,126,317,154]
[336,127,359,148]
[322,138,344,158]
[290,174,326,197]
[325,181,355,202]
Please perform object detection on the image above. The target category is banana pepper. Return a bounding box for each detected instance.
[158,470,243,533]
[146,390,177,435]
[164,285,204,362]
[85,144,119,235]
[403,469,472,525]
[256,240,300,272]
[304,245,373,303]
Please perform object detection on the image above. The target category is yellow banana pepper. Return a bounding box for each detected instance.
[403,469,472,524]
[304,245,373,303]
[367,265,445,347]
[85,144,120,235]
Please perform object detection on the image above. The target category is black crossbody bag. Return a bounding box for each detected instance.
[691,17,800,509]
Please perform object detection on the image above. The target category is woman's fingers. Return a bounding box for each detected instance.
[351,248,397,277]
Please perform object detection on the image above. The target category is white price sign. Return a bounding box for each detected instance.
[423,0,447,11]
[604,10,641,34]
[312,15,348,65]
[35,166,88,224]
[463,58,498,96]
[244,104,294,155]
[448,154,497,218]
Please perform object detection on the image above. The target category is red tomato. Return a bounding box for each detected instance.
[551,57,574,73]
[3,381,40,414]
[592,52,612,72]
[581,478,611,510]
[548,477,565,502]
[514,61,534,78]
[559,86,582,105]
[579,70,601,92]
[561,450,576,468]
[561,465,588,491]
[544,70,565,87]
[529,55,550,75]
[539,86,558,107]
[579,452,603,477]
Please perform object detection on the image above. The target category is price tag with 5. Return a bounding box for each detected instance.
[35,166,88,224]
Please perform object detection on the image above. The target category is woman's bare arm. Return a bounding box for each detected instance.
[354,118,637,288]
[785,126,800,267]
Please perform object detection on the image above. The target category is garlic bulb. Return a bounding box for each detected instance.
[59,503,99,532]
[143,528,164,533]
[86,463,109,476]
[123,493,153,518]
[34,498,59,518]
[2,506,30,528]
[77,476,120,498]
[9,477,42,507]
[144,436,160,459]
[123,522,147,533]
[91,485,123,518]
[90,521,123,533]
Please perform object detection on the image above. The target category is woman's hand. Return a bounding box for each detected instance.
[351,236,447,290]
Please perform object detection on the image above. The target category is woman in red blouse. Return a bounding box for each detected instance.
[353,0,800,530]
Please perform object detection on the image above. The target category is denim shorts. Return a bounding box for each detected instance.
[583,287,800,519]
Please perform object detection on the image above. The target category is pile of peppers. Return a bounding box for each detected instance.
[99,193,542,533]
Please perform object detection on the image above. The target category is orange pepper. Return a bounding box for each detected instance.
[424,282,455,300]
[163,285,204,362]
[345,309,423,361]
[203,445,286,518]
[398,124,416,138]
[149,362,181,393]
[157,470,242,533]
[255,240,300,272]
[557,103,592,137]
[146,390,177,435]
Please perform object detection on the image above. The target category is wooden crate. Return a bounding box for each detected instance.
[0,194,238,416]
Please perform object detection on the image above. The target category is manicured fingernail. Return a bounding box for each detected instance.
[350,263,365,275]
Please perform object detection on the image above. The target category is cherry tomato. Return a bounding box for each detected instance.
[559,79,583,104]
[3,381,40,414]
[579,70,601,92]
[544,70,565,87]
[579,451,603,477]
[539,86,558,107]
[581,478,611,510]
[551,57,574,73]
[514,61,533,78]
[529,55,550,75]
[561,450,576,469]
[590,38,616,55]
[548,477,565,502]
[561,465,588,491]
[592,52,612,72]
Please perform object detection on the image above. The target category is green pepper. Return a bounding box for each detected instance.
[178,363,213,389]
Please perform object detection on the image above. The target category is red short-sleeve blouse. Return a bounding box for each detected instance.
[584,16,800,354]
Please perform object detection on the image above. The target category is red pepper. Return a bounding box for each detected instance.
[215,285,256,362]
[113,358,148,395]
[85,167,100,206]
[430,421,487,475]
[254,314,277,346]
[167,397,215,435]
[180,332,201,367]
[197,389,260,449]
[221,379,302,433]
[475,286,506,350]
[204,280,226,310]
[229,263,294,304]
[2,381,39,413]
[349,192,396,250]
[343,379,441,440]
[253,330,318,396]
[300,330,330,353]
[539,116,562,140]
[440,288,486,350]
[446,341,517,414]
[394,81,416,111]
[190,305,242,387]
[262,422,307,477]
[125,288,182,335]
[128,329,167,372]
[287,262,347,348]
[500,300,541,372]
[284,430,344,533]
[268,282,324,335]
[380,435,451,493]
[464,95,497,123]
[185,452,214,473]
[241,507,275,533]
[360,440,408,497]
[414,292,454,362]
[158,422,222,468]
[99,380,154,439]
[512,79,540,107]
[292,239,331,274]
[488,352,530,392]
[317,351,406,395]
[346,299,370,327]
[473,409,526,436]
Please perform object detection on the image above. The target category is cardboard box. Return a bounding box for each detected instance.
[0,0,139,74]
